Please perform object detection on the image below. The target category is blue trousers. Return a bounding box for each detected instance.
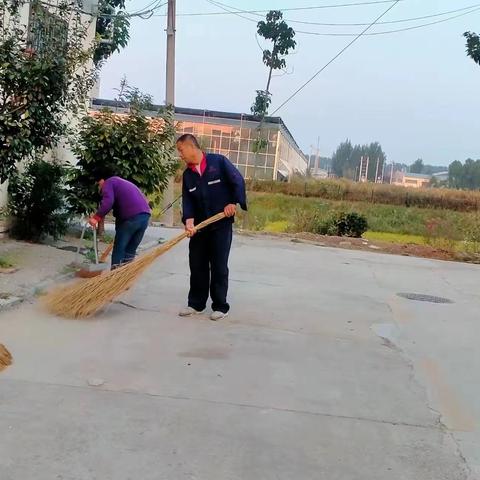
[112,213,150,269]
[188,223,233,314]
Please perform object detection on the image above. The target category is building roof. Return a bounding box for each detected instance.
[404,172,432,180]
[91,98,306,161]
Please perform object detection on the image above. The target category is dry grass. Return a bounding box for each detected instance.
[43,213,225,319]
[247,178,480,212]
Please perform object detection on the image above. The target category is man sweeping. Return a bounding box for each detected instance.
[177,134,247,321]
[88,168,151,269]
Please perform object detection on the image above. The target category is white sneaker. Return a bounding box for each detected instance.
[179,306,205,317]
[210,311,229,321]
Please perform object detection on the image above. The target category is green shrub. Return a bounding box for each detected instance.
[8,160,70,241]
[318,211,368,237]
[289,208,368,238]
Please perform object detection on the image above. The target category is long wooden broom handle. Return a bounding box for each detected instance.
[193,212,227,232]
[100,242,114,263]
[100,213,226,263]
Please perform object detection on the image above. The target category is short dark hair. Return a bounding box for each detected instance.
[177,133,200,148]
[92,166,114,182]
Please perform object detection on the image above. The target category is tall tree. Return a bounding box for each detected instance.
[331,140,387,181]
[251,10,296,117]
[448,160,464,189]
[448,159,480,190]
[331,140,353,178]
[251,10,296,179]
[464,32,480,66]
[410,158,424,174]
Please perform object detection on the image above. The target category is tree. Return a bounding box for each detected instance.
[251,10,296,179]
[94,0,130,66]
[464,32,480,66]
[449,160,464,189]
[331,140,353,178]
[410,158,424,174]
[68,83,178,216]
[8,160,70,241]
[448,159,480,190]
[252,10,296,116]
[331,140,387,181]
[0,0,96,182]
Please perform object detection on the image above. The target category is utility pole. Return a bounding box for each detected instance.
[315,136,320,175]
[161,0,176,226]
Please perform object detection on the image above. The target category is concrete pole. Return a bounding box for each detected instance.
[161,0,176,226]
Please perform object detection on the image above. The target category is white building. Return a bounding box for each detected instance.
[92,100,308,181]
[0,0,98,207]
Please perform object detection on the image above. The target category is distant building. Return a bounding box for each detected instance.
[392,172,431,188]
[91,100,308,181]
[432,171,449,182]
[311,169,329,179]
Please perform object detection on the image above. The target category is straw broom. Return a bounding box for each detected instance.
[43,212,226,319]
[0,344,12,372]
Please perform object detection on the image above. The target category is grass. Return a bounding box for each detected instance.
[149,184,480,253]
[363,231,427,245]
[0,256,14,269]
[236,192,479,248]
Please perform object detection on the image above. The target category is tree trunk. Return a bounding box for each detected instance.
[265,64,274,94]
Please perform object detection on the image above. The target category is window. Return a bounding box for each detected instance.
[220,132,231,150]
[28,2,68,55]
[266,155,275,168]
[238,152,249,165]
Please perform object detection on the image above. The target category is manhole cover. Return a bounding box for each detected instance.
[397,293,454,304]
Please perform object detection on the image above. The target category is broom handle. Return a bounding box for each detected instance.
[150,212,227,259]
[100,242,113,263]
[194,212,227,232]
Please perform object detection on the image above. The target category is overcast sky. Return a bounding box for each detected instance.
[99,0,480,166]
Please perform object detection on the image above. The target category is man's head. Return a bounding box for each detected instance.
[176,134,203,165]
[92,166,114,189]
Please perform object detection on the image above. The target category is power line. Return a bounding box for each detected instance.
[207,0,480,37]
[212,1,480,27]
[28,0,167,19]
[294,6,480,36]
[270,0,402,115]
[154,0,408,17]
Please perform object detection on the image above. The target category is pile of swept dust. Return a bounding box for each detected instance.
[0,344,12,371]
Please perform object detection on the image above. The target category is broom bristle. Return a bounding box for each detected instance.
[43,212,226,319]
[43,233,185,318]
[0,344,12,372]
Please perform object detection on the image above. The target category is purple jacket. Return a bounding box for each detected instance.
[96,176,151,222]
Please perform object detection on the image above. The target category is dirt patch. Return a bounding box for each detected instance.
[240,230,480,264]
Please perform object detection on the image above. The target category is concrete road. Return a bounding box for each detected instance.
[1,230,478,479]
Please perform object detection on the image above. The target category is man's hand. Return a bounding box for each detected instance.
[88,215,99,228]
[224,204,236,218]
[185,218,196,237]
